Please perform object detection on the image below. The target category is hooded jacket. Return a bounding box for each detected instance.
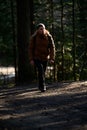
[29,31,55,61]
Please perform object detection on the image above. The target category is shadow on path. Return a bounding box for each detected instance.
[0,81,87,130]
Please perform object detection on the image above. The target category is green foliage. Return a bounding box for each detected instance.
[0,0,15,66]
[33,0,87,80]
[0,0,87,81]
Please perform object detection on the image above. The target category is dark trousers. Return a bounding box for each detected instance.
[34,59,47,90]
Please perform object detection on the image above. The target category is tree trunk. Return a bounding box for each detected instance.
[60,0,64,80]
[72,0,76,81]
[16,0,34,84]
[78,0,87,80]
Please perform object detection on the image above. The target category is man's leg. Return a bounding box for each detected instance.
[34,60,47,91]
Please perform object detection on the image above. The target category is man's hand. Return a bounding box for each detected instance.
[49,59,54,64]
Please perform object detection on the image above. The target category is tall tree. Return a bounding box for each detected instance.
[16,0,34,84]
[77,0,87,80]
[10,0,17,84]
[60,0,64,80]
[72,0,76,80]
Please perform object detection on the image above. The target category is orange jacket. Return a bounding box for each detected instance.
[29,33,55,61]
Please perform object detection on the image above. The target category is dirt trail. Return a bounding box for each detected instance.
[0,81,87,130]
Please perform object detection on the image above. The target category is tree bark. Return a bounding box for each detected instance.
[16,0,34,84]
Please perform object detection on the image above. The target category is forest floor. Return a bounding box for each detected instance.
[0,81,87,130]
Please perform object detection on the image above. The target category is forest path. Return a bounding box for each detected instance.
[0,81,87,130]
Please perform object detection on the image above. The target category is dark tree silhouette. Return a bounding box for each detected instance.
[16,0,34,84]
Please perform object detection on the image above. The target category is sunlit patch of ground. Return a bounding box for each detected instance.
[0,67,15,75]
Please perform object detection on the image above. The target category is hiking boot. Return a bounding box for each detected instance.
[40,86,46,92]
[41,88,46,92]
